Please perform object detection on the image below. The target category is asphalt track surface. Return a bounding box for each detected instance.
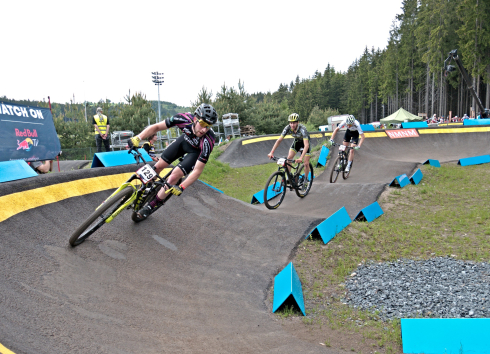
[1,125,490,353]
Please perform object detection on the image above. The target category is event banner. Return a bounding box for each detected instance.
[0,102,61,162]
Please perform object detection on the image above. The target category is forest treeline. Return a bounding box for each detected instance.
[3,0,489,149]
[202,0,489,128]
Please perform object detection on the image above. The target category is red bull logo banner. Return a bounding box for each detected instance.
[0,101,61,162]
[385,128,419,139]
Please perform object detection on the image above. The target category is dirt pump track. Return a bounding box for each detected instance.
[0,126,489,353]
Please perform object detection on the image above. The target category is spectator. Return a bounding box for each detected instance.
[225,135,231,142]
[93,107,111,152]
[142,134,159,162]
[29,160,53,174]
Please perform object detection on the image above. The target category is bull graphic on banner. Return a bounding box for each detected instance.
[0,101,61,162]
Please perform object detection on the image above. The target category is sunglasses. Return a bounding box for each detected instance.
[198,119,212,128]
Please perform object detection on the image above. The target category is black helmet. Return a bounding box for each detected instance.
[194,103,218,125]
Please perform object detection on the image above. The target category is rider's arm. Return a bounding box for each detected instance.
[330,127,339,140]
[358,133,365,147]
[268,136,284,157]
[136,121,168,140]
[180,160,205,189]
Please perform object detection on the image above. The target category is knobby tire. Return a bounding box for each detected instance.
[295,162,314,198]
[263,171,287,210]
[330,157,341,183]
[69,186,134,247]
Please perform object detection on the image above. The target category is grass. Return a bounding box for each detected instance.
[291,163,490,353]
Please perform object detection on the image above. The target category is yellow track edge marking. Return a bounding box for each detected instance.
[0,168,172,223]
[0,342,16,354]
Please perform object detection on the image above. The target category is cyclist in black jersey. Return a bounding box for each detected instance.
[267,113,311,187]
[128,103,217,218]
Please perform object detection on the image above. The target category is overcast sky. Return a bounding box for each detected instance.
[2,0,403,108]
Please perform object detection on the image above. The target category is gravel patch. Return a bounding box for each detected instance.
[345,257,490,320]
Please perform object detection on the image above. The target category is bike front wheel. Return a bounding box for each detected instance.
[295,162,314,198]
[69,186,134,247]
[263,171,287,210]
[330,157,341,183]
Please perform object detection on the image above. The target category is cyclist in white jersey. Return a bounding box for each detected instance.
[329,115,365,172]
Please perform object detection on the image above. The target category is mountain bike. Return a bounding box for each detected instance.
[329,142,355,183]
[69,149,182,247]
[263,156,314,210]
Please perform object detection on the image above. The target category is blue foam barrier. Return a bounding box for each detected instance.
[0,160,38,183]
[401,121,428,129]
[410,168,423,185]
[251,182,283,204]
[458,155,490,166]
[272,262,305,316]
[389,173,410,188]
[360,124,375,131]
[91,149,152,168]
[401,318,490,354]
[316,145,329,167]
[463,118,490,126]
[199,180,224,193]
[307,206,351,244]
[355,201,383,222]
[423,159,441,168]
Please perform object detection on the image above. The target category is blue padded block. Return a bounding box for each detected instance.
[360,124,375,131]
[307,206,351,244]
[463,118,490,126]
[317,145,329,167]
[410,168,423,185]
[272,262,305,316]
[401,318,490,354]
[199,180,224,193]
[458,155,490,166]
[355,201,383,222]
[0,160,38,183]
[401,121,428,129]
[251,182,283,204]
[91,149,152,168]
[389,173,410,188]
[424,159,441,168]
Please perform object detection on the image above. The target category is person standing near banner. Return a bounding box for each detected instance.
[93,107,111,152]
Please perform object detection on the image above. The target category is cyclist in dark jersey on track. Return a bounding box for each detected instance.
[128,103,217,218]
[267,113,311,189]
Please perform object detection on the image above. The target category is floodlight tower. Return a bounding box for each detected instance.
[151,72,164,123]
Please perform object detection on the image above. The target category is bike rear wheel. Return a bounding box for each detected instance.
[342,159,353,179]
[330,157,341,183]
[295,162,314,198]
[263,171,287,210]
[69,186,134,247]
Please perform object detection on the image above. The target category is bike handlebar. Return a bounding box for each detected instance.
[330,142,355,150]
[270,156,295,163]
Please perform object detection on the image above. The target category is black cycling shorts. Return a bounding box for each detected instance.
[160,134,199,176]
[343,130,360,145]
[289,139,311,156]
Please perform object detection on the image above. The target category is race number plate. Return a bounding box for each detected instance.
[136,164,157,183]
[339,145,346,151]
[277,158,286,166]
